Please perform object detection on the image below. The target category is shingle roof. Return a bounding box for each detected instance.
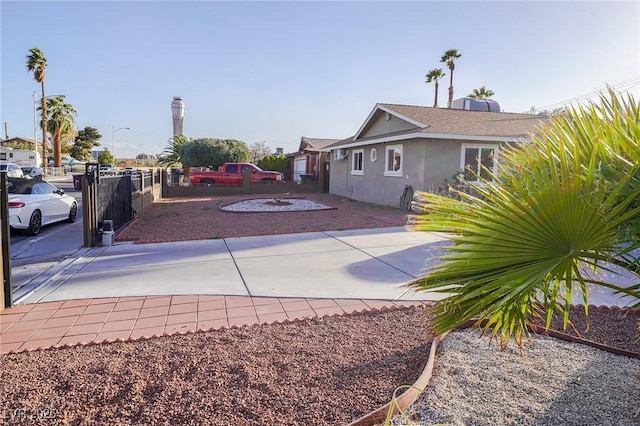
[324,104,553,150]
[3,137,37,144]
[379,103,552,139]
[299,137,341,151]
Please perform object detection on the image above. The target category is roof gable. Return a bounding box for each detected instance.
[299,137,341,151]
[354,104,425,141]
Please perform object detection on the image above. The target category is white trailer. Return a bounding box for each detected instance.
[0,147,40,167]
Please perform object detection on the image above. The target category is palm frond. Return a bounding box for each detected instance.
[409,88,640,347]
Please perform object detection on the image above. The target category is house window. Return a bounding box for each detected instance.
[461,144,498,182]
[351,149,364,175]
[384,145,402,177]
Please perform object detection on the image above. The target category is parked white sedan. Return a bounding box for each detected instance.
[8,178,78,236]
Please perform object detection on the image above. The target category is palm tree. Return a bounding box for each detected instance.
[440,49,462,108]
[26,47,48,168]
[425,68,446,107]
[468,86,495,99]
[408,88,640,348]
[157,134,188,168]
[43,96,77,167]
[158,134,190,183]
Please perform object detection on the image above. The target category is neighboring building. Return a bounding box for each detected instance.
[0,138,41,167]
[289,137,340,182]
[325,102,552,207]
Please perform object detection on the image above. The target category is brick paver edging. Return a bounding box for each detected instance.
[0,295,434,355]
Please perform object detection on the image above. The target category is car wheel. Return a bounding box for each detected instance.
[67,202,78,223]
[26,210,42,236]
[202,178,214,186]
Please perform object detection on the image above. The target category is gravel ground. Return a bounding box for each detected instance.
[392,328,640,426]
[116,193,410,243]
[2,306,638,425]
[1,307,435,425]
[3,194,638,425]
[220,198,335,212]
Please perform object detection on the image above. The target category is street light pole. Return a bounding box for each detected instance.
[111,126,130,165]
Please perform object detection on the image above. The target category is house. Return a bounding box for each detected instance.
[289,136,340,182]
[325,102,552,207]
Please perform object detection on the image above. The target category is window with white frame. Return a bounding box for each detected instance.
[384,145,402,176]
[461,144,498,182]
[351,149,364,175]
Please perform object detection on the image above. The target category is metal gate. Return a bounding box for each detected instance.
[97,175,133,230]
[322,161,330,193]
[82,163,133,247]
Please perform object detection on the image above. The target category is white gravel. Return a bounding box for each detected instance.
[220,198,333,212]
[392,329,640,426]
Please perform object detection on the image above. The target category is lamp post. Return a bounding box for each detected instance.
[111,126,130,165]
[33,93,65,169]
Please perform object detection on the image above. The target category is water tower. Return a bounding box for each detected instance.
[171,96,185,136]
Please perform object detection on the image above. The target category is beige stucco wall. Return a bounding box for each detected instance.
[329,138,499,207]
[359,111,418,139]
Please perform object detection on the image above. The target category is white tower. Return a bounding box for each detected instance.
[171,96,185,136]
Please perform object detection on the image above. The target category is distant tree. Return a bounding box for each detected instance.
[440,48,462,107]
[180,138,250,169]
[425,68,445,107]
[157,134,188,168]
[257,154,289,175]
[249,141,272,163]
[26,47,48,167]
[468,86,495,100]
[221,139,251,163]
[71,126,102,161]
[97,148,115,165]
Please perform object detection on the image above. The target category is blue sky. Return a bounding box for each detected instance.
[1,1,639,158]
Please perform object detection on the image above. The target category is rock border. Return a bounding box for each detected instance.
[219,197,337,213]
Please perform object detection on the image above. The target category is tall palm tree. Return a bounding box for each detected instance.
[425,68,446,107]
[158,134,190,183]
[26,47,48,168]
[43,96,77,167]
[468,86,495,99]
[408,88,640,348]
[440,49,462,108]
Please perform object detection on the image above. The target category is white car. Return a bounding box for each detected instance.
[8,178,78,236]
[0,162,24,178]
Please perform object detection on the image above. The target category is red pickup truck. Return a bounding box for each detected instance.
[190,162,284,185]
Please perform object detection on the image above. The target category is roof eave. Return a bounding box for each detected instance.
[330,132,534,150]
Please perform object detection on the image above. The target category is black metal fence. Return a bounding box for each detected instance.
[96,175,133,232]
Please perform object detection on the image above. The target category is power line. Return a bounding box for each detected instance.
[535,76,640,111]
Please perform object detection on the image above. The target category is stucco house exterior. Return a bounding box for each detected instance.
[289,136,340,183]
[325,102,552,207]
